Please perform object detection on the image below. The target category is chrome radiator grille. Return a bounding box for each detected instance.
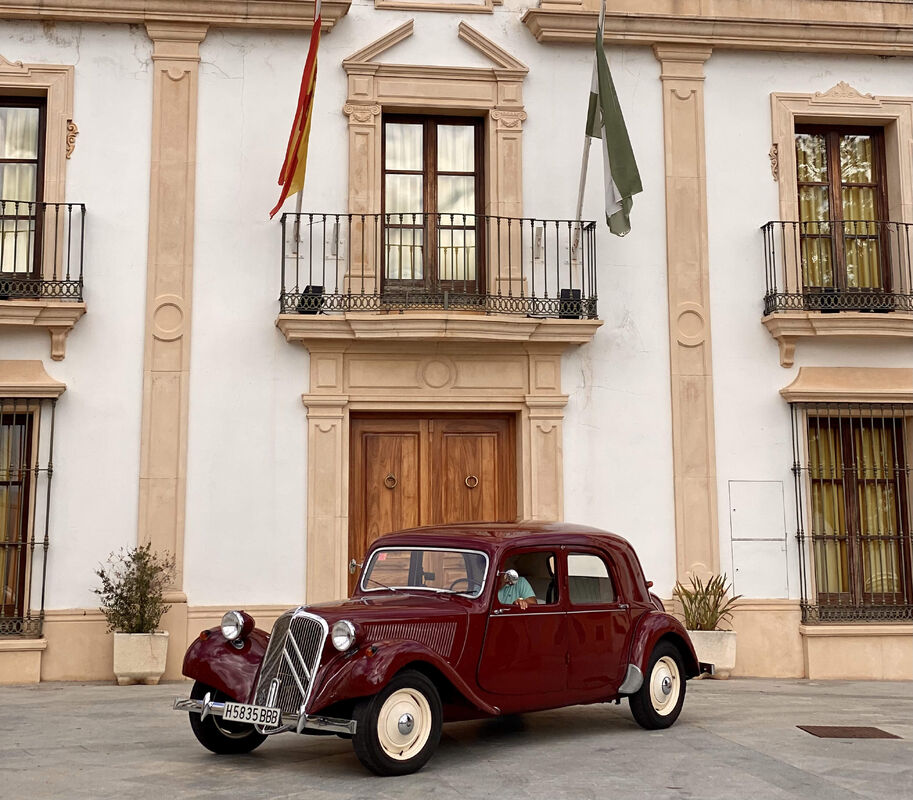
[254,610,326,715]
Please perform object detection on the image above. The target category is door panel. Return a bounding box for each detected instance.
[432,417,513,525]
[477,609,567,696]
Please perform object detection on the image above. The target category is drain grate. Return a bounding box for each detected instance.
[798,725,900,739]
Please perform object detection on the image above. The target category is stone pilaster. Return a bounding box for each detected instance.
[138,22,207,678]
[654,45,720,581]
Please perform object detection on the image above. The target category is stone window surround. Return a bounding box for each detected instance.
[764,84,913,368]
[780,368,912,647]
[0,55,84,360]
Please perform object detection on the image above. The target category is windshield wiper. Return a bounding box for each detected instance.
[364,575,400,593]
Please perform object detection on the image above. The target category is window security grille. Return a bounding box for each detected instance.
[790,402,912,623]
[0,396,56,637]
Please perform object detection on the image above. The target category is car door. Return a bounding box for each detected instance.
[565,550,632,695]
[476,548,567,696]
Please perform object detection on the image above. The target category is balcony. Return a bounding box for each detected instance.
[0,200,86,360]
[761,220,913,367]
[276,213,603,346]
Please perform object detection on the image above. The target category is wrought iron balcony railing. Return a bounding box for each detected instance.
[0,200,85,301]
[280,213,598,319]
[762,220,913,315]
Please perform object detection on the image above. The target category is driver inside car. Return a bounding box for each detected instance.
[498,570,538,610]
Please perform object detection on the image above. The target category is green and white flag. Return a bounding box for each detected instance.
[585,0,642,236]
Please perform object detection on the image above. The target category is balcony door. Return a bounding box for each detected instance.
[1,98,45,281]
[794,125,888,304]
[348,414,515,593]
[381,116,484,299]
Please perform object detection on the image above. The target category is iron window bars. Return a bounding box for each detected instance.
[0,397,56,637]
[279,213,598,319]
[762,220,912,315]
[790,402,912,623]
[0,201,85,301]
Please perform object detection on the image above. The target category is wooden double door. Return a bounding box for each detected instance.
[349,414,516,589]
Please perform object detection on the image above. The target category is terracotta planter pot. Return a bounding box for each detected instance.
[687,630,737,679]
[113,631,169,686]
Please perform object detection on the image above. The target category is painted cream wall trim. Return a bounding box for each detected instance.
[521,0,913,55]
[288,340,577,604]
[137,22,207,682]
[763,84,913,366]
[0,1,352,30]
[0,55,85,360]
[780,367,913,403]
[375,0,493,13]
[800,623,913,680]
[654,45,719,583]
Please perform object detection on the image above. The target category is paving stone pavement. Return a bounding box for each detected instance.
[1,678,911,800]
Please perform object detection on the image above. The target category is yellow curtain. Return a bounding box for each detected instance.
[808,425,848,593]
[854,426,901,593]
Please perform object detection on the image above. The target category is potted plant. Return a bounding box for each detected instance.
[94,542,175,685]
[673,574,742,680]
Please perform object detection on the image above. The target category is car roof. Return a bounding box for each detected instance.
[370,521,635,556]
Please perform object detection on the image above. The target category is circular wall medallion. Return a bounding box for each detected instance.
[152,294,185,341]
[420,358,455,389]
[675,303,706,347]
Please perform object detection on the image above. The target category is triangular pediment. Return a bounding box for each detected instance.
[343,20,527,75]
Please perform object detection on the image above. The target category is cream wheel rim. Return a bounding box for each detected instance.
[649,656,681,716]
[376,688,432,761]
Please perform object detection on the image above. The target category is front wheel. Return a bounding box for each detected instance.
[352,670,442,776]
[629,641,686,730]
[188,680,267,754]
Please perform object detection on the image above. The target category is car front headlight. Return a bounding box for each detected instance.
[221,610,245,641]
[331,619,357,651]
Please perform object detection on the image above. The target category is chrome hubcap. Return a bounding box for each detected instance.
[397,713,414,735]
[661,676,673,695]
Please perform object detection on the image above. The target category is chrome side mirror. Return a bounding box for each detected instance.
[503,568,519,586]
[348,558,361,575]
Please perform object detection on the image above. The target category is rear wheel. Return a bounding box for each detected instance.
[352,670,442,776]
[629,641,686,730]
[188,680,267,754]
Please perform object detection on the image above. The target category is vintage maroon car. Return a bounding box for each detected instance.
[173,522,703,775]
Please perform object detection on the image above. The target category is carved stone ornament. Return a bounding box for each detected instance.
[768,143,779,182]
[490,109,527,130]
[0,54,26,73]
[813,81,876,103]
[343,103,382,123]
[66,120,78,159]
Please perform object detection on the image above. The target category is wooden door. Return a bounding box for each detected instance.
[349,414,515,593]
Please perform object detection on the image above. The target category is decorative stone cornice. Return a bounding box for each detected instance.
[521,3,913,56]
[0,0,351,31]
[762,311,913,368]
[277,313,603,346]
[780,367,913,404]
[0,359,67,398]
[0,302,86,361]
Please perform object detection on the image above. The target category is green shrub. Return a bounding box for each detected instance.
[94,543,175,634]
[672,573,742,631]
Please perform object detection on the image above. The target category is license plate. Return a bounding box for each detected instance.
[223,702,282,726]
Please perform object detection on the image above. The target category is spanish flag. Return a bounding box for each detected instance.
[270,0,322,218]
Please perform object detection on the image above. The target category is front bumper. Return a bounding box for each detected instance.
[173,693,357,736]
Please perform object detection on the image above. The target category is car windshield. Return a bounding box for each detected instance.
[361,547,488,597]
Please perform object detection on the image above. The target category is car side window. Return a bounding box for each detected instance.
[499,551,559,606]
[567,553,615,605]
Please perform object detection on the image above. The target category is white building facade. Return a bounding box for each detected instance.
[0,0,910,683]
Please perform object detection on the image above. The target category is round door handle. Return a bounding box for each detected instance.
[384,474,397,489]
[465,475,479,489]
